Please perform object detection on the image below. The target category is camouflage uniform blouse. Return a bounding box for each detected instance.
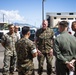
[1,32,19,56]
[36,27,54,53]
[15,38,36,69]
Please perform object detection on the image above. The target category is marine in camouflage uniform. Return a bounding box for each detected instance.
[1,24,19,75]
[15,26,37,75]
[36,20,54,75]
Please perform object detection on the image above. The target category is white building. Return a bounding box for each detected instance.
[46,12,76,34]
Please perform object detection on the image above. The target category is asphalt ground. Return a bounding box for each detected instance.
[0,43,56,75]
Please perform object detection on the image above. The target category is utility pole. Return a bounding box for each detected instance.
[3,14,5,22]
[42,0,45,21]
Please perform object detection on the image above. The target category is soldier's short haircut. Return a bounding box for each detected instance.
[59,21,69,27]
[8,24,14,28]
[22,26,30,35]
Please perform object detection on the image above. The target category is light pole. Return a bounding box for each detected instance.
[42,0,45,21]
[3,14,5,22]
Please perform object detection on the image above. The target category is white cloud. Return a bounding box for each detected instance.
[0,10,41,28]
[0,10,25,23]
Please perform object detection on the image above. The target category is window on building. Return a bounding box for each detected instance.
[69,13,74,15]
[57,13,61,15]
[54,17,57,19]
[68,18,73,20]
[61,18,66,20]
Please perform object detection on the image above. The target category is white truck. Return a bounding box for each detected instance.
[0,23,37,42]
[0,23,9,41]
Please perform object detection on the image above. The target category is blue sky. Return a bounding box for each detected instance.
[0,0,76,27]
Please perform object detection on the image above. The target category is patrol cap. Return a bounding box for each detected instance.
[59,21,69,27]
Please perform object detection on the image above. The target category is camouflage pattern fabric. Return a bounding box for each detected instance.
[1,32,19,75]
[36,27,54,75]
[36,27,54,53]
[1,32,19,56]
[15,38,36,75]
[37,53,53,75]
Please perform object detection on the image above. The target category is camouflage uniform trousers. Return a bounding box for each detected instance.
[2,54,17,75]
[18,62,35,75]
[37,53,53,75]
